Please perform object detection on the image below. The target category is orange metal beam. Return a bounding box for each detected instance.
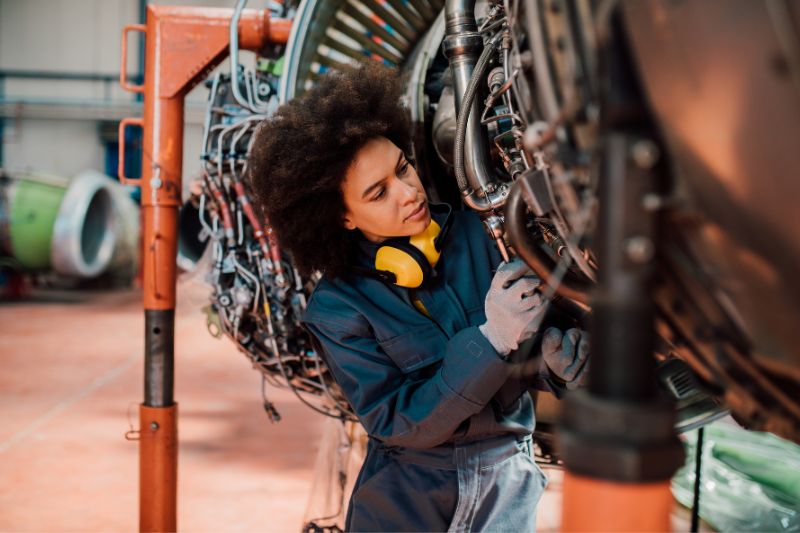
[119,6,289,532]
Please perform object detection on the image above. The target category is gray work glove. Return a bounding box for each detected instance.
[541,327,590,390]
[479,258,546,356]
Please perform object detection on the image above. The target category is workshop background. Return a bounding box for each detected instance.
[0,0,216,182]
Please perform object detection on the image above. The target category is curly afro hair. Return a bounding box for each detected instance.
[247,61,412,279]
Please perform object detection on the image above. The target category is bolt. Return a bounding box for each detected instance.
[625,236,654,264]
[150,422,159,431]
[150,177,162,189]
[630,140,660,169]
[642,193,665,211]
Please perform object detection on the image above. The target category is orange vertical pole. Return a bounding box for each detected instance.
[120,6,290,532]
[562,475,674,532]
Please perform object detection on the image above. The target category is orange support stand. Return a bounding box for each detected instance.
[139,405,178,533]
[119,6,290,532]
[562,474,674,532]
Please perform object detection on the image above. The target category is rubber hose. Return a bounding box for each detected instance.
[454,33,503,192]
[505,177,591,305]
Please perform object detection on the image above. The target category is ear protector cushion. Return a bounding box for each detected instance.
[358,203,453,288]
[375,239,434,288]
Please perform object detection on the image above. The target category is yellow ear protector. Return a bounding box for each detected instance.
[355,204,453,288]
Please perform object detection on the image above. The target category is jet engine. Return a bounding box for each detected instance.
[189,0,800,444]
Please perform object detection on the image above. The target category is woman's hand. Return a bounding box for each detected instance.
[479,258,546,356]
[541,327,590,390]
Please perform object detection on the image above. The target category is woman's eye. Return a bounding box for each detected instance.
[398,162,410,176]
[372,188,386,201]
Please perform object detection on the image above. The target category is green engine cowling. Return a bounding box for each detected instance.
[0,169,139,278]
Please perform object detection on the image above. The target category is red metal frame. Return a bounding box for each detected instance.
[119,6,289,531]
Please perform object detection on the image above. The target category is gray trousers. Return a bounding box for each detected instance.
[346,434,547,532]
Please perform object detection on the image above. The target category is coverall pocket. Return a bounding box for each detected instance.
[515,442,548,491]
[378,324,445,373]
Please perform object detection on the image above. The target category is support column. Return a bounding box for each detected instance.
[559,10,684,532]
[119,6,290,531]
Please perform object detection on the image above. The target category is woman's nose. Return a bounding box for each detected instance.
[399,178,417,203]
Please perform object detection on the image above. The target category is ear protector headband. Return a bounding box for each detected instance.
[354,203,453,288]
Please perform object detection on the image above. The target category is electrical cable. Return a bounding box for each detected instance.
[691,426,704,532]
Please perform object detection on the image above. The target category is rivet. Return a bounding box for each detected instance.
[625,236,654,264]
[630,140,660,169]
[642,193,664,211]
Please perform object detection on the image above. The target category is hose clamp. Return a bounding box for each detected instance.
[442,32,484,59]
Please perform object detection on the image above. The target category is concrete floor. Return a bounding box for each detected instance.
[1,280,326,532]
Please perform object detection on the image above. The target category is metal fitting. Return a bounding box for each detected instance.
[625,236,655,264]
[483,215,505,240]
[642,193,665,212]
[462,182,510,212]
[487,66,505,92]
[630,140,660,169]
[441,33,484,59]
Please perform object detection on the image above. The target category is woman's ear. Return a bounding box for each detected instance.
[343,213,356,231]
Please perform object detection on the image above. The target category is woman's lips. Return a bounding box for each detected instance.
[405,202,428,222]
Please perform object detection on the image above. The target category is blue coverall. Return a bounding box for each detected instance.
[303,205,556,532]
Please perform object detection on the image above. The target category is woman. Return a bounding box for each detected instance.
[248,62,589,532]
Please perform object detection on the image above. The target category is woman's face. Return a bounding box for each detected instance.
[341,136,430,242]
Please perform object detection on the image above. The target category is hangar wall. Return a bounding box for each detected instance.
[0,0,255,195]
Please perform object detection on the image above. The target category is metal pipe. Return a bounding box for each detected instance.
[442,0,501,212]
[523,0,560,122]
[137,0,146,103]
[0,98,206,123]
[144,310,175,407]
[231,0,262,112]
[0,69,120,82]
